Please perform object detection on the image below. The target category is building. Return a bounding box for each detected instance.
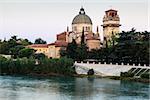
[27,41,67,58]
[27,7,121,58]
[27,44,49,55]
[102,9,121,41]
[57,7,101,50]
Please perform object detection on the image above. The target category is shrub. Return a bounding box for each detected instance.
[141,73,149,79]
[87,69,94,75]
[0,57,75,76]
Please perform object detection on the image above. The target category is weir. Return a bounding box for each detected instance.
[74,61,150,77]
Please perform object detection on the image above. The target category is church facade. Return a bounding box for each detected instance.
[27,7,121,58]
[57,7,101,50]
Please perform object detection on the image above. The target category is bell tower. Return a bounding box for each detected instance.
[102,9,121,40]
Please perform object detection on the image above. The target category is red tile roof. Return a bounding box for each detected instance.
[55,41,68,47]
[48,41,68,47]
[57,32,67,36]
[86,33,100,40]
[48,43,55,45]
[27,44,48,48]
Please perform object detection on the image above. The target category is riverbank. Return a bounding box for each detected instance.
[0,56,149,84]
[0,72,149,84]
[108,76,150,83]
[0,57,76,76]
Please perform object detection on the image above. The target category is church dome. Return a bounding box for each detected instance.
[72,7,92,25]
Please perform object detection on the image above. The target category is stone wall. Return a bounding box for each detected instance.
[74,61,150,76]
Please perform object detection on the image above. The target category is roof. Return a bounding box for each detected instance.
[57,32,67,36]
[27,44,48,48]
[105,9,117,12]
[48,41,68,47]
[55,41,68,47]
[72,7,92,24]
[86,33,100,40]
[48,43,55,45]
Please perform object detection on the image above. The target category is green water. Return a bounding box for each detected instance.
[0,75,149,100]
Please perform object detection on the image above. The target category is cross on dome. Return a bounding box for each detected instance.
[79,7,85,14]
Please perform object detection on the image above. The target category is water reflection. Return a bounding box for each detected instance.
[119,80,149,98]
[0,76,149,100]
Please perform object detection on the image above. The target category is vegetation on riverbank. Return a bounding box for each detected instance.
[0,29,149,81]
[0,56,75,76]
[109,76,150,83]
[0,54,149,83]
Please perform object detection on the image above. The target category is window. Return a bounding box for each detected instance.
[88,27,90,31]
[74,26,77,31]
[112,13,114,17]
[86,27,88,31]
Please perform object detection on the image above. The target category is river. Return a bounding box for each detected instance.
[0,75,149,100]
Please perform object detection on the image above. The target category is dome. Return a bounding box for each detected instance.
[72,7,92,25]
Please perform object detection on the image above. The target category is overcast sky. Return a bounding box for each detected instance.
[0,0,149,43]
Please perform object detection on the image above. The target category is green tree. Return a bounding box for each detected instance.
[34,53,46,60]
[18,48,35,58]
[81,28,85,45]
[76,28,88,61]
[18,39,32,46]
[76,43,88,61]
[113,28,150,63]
[66,39,77,59]
[9,45,25,58]
[60,47,67,57]
[86,28,149,64]
[34,38,47,44]
[10,35,18,41]
[0,41,10,54]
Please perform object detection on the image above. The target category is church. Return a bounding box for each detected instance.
[27,7,121,58]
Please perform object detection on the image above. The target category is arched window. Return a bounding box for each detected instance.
[74,26,77,31]
[112,13,114,17]
[88,27,90,31]
[86,27,88,31]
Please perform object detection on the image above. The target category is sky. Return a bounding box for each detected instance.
[0,0,149,43]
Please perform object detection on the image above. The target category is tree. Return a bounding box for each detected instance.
[0,41,10,54]
[85,28,150,64]
[81,28,85,45]
[34,38,47,44]
[11,35,18,41]
[75,28,88,60]
[60,47,67,57]
[76,43,88,61]
[66,39,77,59]
[114,28,150,63]
[18,39,32,46]
[111,31,116,47]
[9,45,25,58]
[104,37,108,49]
[34,53,46,60]
[18,48,35,58]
